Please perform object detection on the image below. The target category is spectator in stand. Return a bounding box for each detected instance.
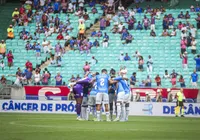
[138,56,144,71]
[92,6,97,14]
[78,21,85,39]
[25,41,32,51]
[25,68,32,85]
[102,32,109,48]
[163,15,169,30]
[168,14,175,29]
[55,72,63,86]
[83,61,90,73]
[170,70,179,87]
[7,25,14,39]
[179,75,186,87]
[147,55,153,72]
[177,21,183,30]
[145,75,152,87]
[163,70,170,79]
[194,55,200,71]
[150,30,156,37]
[185,11,190,19]
[34,70,41,85]
[42,71,50,85]
[55,42,62,56]
[100,17,106,30]
[124,53,131,61]
[54,0,60,13]
[56,56,62,67]
[35,42,41,59]
[190,5,195,12]
[0,75,6,85]
[181,30,187,40]
[128,16,136,30]
[190,25,197,38]
[191,69,198,88]
[93,39,99,47]
[191,38,197,54]
[25,60,33,71]
[89,56,98,66]
[136,21,143,30]
[170,28,176,37]
[0,40,6,58]
[7,50,14,69]
[161,29,169,36]
[150,14,156,31]
[133,50,141,60]
[195,13,200,29]
[178,11,184,19]
[155,74,161,86]
[180,37,187,54]
[57,32,64,40]
[142,15,150,30]
[119,52,124,61]
[124,33,133,44]
[12,8,19,26]
[180,52,188,69]
[41,12,49,27]
[0,61,5,70]
[130,72,137,87]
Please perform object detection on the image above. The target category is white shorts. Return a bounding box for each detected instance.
[96,92,109,104]
[88,95,96,106]
[124,93,131,103]
[191,82,197,87]
[117,92,125,102]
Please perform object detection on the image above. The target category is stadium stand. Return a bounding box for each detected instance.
[0,0,200,91]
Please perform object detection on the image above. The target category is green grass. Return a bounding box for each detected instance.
[0,113,200,140]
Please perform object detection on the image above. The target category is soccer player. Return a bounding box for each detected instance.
[113,76,131,121]
[73,72,92,120]
[95,69,114,122]
[87,72,99,120]
[108,80,117,120]
[175,88,185,117]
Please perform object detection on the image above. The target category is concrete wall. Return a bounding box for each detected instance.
[11,87,25,100]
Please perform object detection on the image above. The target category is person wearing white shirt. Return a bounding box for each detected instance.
[147,55,153,72]
[42,39,49,54]
[64,33,71,41]
[119,53,124,61]
[49,25,55,34]
[34,71,41,85]
[78,17,85,24]
[190,25,197,38]
[108,0,114,7]
[191,38,197,54]
[118,4,124,11]
[129,8,136,17]
[78,0,84,8]
[68,2,73,12]
[170,28,176,36]
[90,56,98,66]
[118,23,123,33]
[181,30,187,39]
[40,0,45,7]
[133,50,141,60]
[0,61,5,70]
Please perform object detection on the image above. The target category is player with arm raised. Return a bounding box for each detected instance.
[95,69,115,122]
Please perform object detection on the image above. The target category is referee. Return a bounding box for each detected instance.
[175,88,185,117]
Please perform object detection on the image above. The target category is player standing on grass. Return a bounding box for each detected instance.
[87,72,99,120]
[108,80,117,120]
[73,72,92,120]
[95,69,114,122]
[113,76,126,122]
[175,88,185,117]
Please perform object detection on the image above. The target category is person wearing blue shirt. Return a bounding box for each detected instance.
[95,69,113,122]
[136,21,143,30]
[54,1,60,13]
[35,42,41,58]
[93,39,99,47]
[124,53,131,61]
[88,72,99,120]
[113,76,130,121]
[194,55,200,71]
[191,70,198,88]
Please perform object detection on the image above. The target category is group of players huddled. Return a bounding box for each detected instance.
[71,68,130,122]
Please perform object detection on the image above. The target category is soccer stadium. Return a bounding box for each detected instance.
[0,0,200,139]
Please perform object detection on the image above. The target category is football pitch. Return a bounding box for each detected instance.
[0,113,200,140]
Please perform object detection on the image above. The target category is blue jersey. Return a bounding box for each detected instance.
[90,82,97,96]
[114,76,130,94]
[114,77,125,94]
[96,74,110,93]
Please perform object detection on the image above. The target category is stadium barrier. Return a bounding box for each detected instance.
[0,100,200,117]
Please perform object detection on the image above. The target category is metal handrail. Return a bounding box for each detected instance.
[113,0,121,13]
